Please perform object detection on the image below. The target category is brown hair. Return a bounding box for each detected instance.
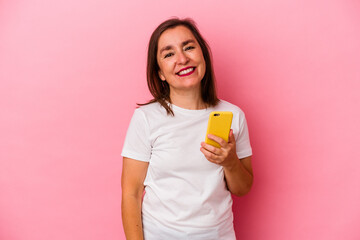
[139,17,219,115]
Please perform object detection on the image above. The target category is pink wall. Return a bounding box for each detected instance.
[1,0,359,239]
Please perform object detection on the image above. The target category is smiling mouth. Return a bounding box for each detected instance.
[177,67,196,77]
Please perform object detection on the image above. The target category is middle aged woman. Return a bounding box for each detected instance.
[121,17,253,240]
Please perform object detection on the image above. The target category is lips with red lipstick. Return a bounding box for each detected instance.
[176,66,196,77]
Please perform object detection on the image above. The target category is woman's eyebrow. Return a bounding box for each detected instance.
[182,39,195,46]
[159,45,173,54]
[159,39,196,54]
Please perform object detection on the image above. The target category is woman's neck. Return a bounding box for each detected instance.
[169,87,207,110]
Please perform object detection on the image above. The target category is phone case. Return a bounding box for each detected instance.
[205,111,233,148]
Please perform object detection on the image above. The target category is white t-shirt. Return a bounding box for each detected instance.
[121,100,252,239]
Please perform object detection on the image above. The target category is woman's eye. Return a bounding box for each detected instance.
[185,46,195,51]
[164,52,174,58]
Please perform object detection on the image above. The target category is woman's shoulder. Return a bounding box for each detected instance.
[134,101,168,119]
[215,99,245,116]
[134,100,161,111]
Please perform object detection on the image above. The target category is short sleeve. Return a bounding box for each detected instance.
[235,112,252,159]
[121,108,151,162]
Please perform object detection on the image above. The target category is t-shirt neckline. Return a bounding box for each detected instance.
[169,102,213,115]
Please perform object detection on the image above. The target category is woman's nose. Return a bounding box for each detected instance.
[176,51,189,64]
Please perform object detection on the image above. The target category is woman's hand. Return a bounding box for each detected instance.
[200,129,238,170]
[200,129,254,196]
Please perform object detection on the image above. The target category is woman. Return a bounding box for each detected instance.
[121,18,253,240]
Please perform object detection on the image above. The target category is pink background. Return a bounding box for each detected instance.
[1,0,360,239]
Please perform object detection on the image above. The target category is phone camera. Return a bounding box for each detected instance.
[214,113,220,116]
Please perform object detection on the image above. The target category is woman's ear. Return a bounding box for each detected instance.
[158,70,166,81]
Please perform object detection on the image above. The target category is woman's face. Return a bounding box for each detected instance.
[157,25,206,93]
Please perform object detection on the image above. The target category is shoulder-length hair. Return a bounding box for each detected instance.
[139,17,219,115]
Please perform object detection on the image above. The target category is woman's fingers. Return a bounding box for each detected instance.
[206,134,227,148]
[201,142,221,155]
[201,130,238,166]
[200,147,222,163]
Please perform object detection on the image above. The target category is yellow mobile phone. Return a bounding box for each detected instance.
[205,111,233,148]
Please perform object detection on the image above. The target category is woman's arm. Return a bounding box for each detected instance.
[121,157,149,240]
[223,156,253,196]
[200,129,253,196]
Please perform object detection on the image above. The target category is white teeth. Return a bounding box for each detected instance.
[178,68,194,75]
